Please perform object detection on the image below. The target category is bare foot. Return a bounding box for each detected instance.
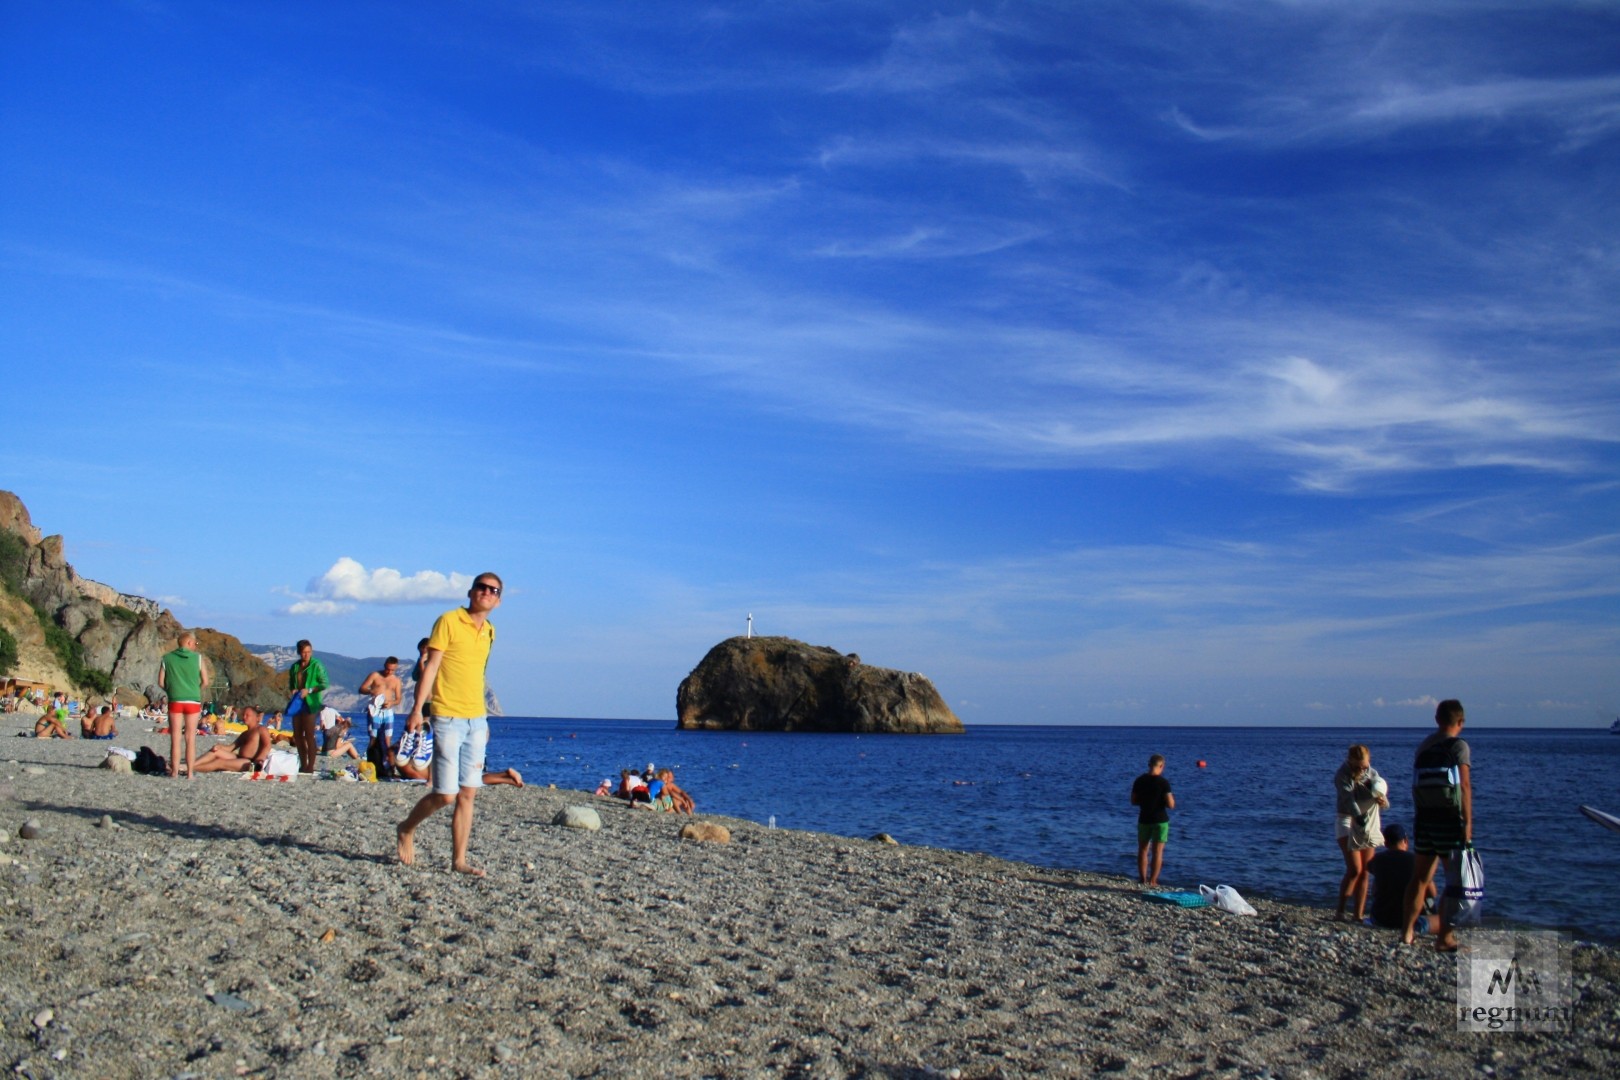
[506,768,522,787]
[452,862,486,878]
[396,824,415,866]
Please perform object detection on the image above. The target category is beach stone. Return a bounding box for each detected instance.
[96,814,117,829]
[100,754,132,774]
[19,818,43,839]
[679,822,730,844]
[553,806,601,831]
[32,1009,52,1030]
[23,766,46,776]
[870,833,899,845]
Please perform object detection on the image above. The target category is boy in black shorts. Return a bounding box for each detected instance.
[1402,699,1472,950]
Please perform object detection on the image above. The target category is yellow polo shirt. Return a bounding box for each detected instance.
[425,606,496,719]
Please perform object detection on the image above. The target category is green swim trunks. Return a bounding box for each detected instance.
[1138,822,1170,844]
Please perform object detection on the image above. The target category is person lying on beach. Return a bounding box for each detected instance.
[483,767,523,787]
[394,725,521,787]
[189,707,274,773]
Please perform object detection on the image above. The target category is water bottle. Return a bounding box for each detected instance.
[768,815,776,829]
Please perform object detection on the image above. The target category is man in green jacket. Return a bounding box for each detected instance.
[288,639,328,775]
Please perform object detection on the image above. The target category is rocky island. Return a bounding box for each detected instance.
[676,635,963,733]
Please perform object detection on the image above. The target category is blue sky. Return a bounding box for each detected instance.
[2,1,1616,725]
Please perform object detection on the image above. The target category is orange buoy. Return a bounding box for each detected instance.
[1197,759,1207,768]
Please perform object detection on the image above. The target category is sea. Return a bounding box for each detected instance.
[424,718,1620,943]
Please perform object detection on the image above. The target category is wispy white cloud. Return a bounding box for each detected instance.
[1174,74,1620,146]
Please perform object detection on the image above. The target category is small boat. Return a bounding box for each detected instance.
[1611,716,1620,734]
[1579,805,1620,833]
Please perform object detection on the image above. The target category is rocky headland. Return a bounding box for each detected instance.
[676,636,963,733]
[0,490,282,710]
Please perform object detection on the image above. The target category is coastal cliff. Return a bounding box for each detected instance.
[676,635,962,734]
[0,490,281,708]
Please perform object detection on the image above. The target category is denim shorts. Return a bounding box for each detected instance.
[430,716,487,795]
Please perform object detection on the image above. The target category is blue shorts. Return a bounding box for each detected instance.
[430,716,487,795]
[367,708,395,743]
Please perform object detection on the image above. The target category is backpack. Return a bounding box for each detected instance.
[1413,736,1462,811]
[133,745,168,776]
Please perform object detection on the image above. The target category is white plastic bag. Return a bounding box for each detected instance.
[1199,884,1258,916]
[262,750,299,777]
[1447,846,1485,927]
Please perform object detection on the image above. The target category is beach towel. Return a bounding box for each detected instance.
[1142,890,1211,908]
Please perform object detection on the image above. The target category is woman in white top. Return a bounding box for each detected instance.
[1334,744,1389,921]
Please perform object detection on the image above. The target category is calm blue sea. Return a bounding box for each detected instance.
[462,719,1620,942]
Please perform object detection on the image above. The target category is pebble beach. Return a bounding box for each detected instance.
[2,717,1617,1079]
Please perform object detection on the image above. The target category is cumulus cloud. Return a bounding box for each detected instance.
[1374,696,1440,708]
[279,558,474,617]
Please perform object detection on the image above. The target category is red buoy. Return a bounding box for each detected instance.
[1197,759,1207,768]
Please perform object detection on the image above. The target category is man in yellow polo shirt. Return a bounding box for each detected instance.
[396,571,502,876]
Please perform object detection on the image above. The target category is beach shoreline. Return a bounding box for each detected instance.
[2,718,1616,1078]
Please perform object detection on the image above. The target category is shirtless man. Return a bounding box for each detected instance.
[191,706,273,773]
[81,705,118,738]
[358,657,404,779]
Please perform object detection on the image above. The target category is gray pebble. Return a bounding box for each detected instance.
[19,817,43,839]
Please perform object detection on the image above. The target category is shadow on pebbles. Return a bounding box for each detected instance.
[1,727,1616,1078]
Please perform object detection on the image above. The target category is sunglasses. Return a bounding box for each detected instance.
[473,583,502,596]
